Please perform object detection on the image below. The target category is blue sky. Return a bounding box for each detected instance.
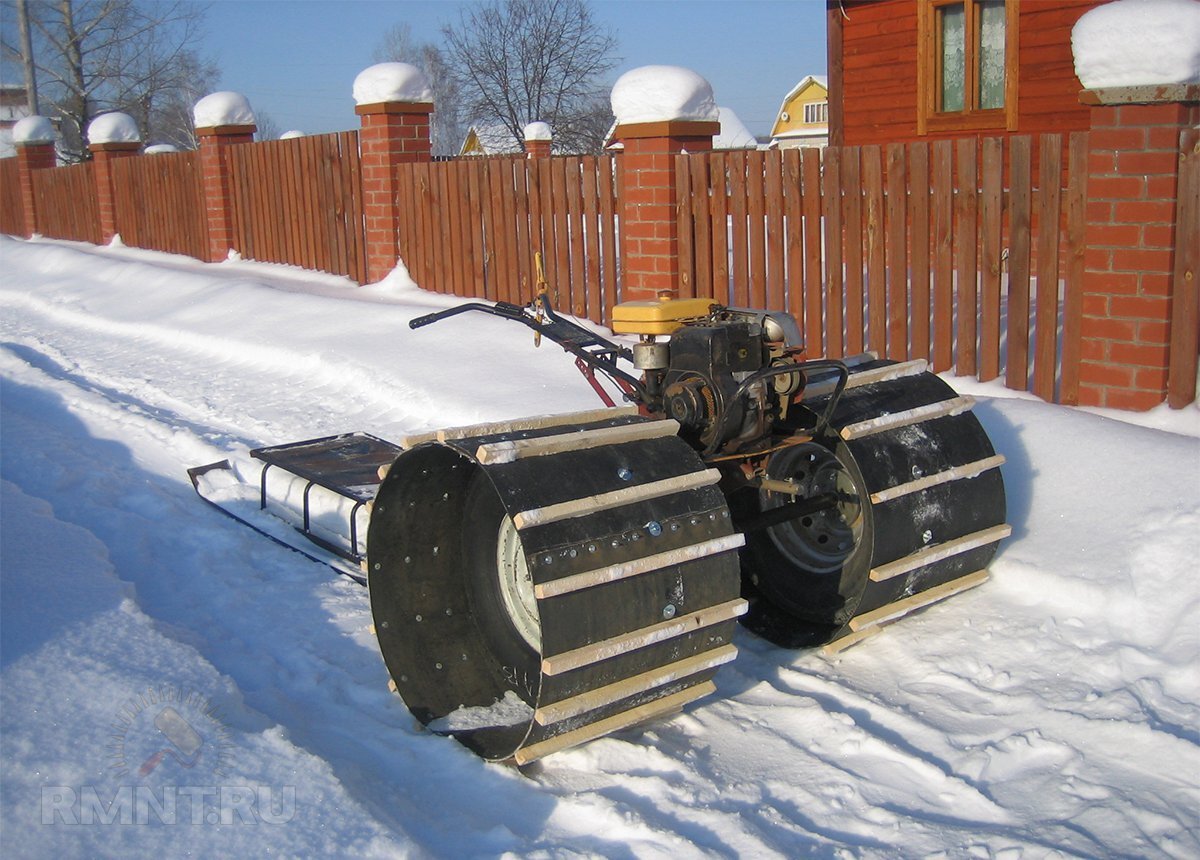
[200,0,829,141]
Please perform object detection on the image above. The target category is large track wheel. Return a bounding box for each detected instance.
[366,410,746,764]
[737,359,1009,651]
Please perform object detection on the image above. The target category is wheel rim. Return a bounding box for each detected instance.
[761,443,863,574]
[496,515,541,653]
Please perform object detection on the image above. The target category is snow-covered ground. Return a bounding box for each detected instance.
[2,235,1197,859]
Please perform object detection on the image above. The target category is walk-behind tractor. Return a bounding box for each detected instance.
[190,294,1008,765]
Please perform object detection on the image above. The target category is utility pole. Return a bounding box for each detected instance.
[17,0,40,115]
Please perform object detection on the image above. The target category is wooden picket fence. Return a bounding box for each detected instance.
[111,151,207,260]
[0,157,23,237]
[395,154,622,325]
[225,131,366,282]
[30,161,101,245]
[676,134,1088,403]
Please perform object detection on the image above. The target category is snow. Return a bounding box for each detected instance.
[86,112,141,145]
[192,92,256,129]
[12,115,55,144]
[279,130,305,140]
[523,121,552,142]
[1,234,1198,858]
[352,63,432,106]
[715,106,758,149]
[1072,0,1200,88]
[611,65,719,125]
[143,144,180,155]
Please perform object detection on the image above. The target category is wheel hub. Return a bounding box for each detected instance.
[761,444,863,574]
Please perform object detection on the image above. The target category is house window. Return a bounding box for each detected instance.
[919,0,1018,133]
[803,101,828,124]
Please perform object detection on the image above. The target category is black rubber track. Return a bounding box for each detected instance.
[737,361,1007,648]
[366,415,743,762]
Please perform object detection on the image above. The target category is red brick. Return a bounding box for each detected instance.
[1119,103,1189,126]
[1146,125,1187,150]
[1109,295,1170,320]
[1084,270,1139,295]
[1133,367,1170,390]
[1087,223,1141,247]
[1076,383,1105,407]
[1079,360,1136,387]
[1113,200,1175,224]
[1086,200,1114,223]
[1145,175,1180,200]
[1117,150,1180,176]
[1111,247,1173,273]
[1088,126,1145,151]
[1088,151,1118,174]
[1140,273,1173,296]
[1140,224,1175,249]
[1110,341,1170,367]
[1104,387,1164,410]
[1079,337,1108,361]
[1080,316,1136,341]
[1082,294,1110,317]
[1089,175,1145,200]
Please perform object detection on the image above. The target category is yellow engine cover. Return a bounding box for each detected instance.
[610,297,717,336]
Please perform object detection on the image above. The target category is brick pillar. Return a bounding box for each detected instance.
[615,120,718,301]
[15,139,55,237]
[1077,85,1199,410]
[356,101,433,284]
[196,123,255,262]
[90,141,141,242]
[525,138,551,158]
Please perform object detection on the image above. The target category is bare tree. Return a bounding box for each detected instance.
[372,22,464,156]
[440,0,618,154]
[2,0,217,159]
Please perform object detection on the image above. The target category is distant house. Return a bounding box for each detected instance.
[459,123,523,156]
[604,106,760,151]
[826,0,1102,146]
[0,84,32,158]
[769,75,829,148]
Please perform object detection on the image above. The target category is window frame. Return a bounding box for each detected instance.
[803,101,828,125]
[917,0,1020,134]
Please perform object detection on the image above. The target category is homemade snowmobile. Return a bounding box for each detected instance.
[190,294,1008,765]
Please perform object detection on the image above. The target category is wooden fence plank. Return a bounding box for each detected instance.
[783,149,804,332]
[955,138,979,376]
[729,152,749,306]
[979,137,1004,381]
[691,155,713,301]
[885,142,908,360]
[710,152,730,304]
[748,150,767,308]
[863,145,886,357]
[1060,131,1090,404]
[801,148,823,351]
[674,155,696,299]
[765,150,785,312]
[1168,127,1200,407]
[822,146,842,358]
[582,156,603,314]
[600,155,619,318]
[1033,134,1063,401]
[1006,136,1033,391]
[841,146,865,355]
[909,142,931,363]
[932,140,955,372]
[566,159,587,315]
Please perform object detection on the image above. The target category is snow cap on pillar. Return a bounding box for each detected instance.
[523,121,552,142]
[611,65,719,125]
[1071,0,1200,89]
[193,91,257,129]
[13,115,56,144]
[353,62,433,105]
[87,112,141,145]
